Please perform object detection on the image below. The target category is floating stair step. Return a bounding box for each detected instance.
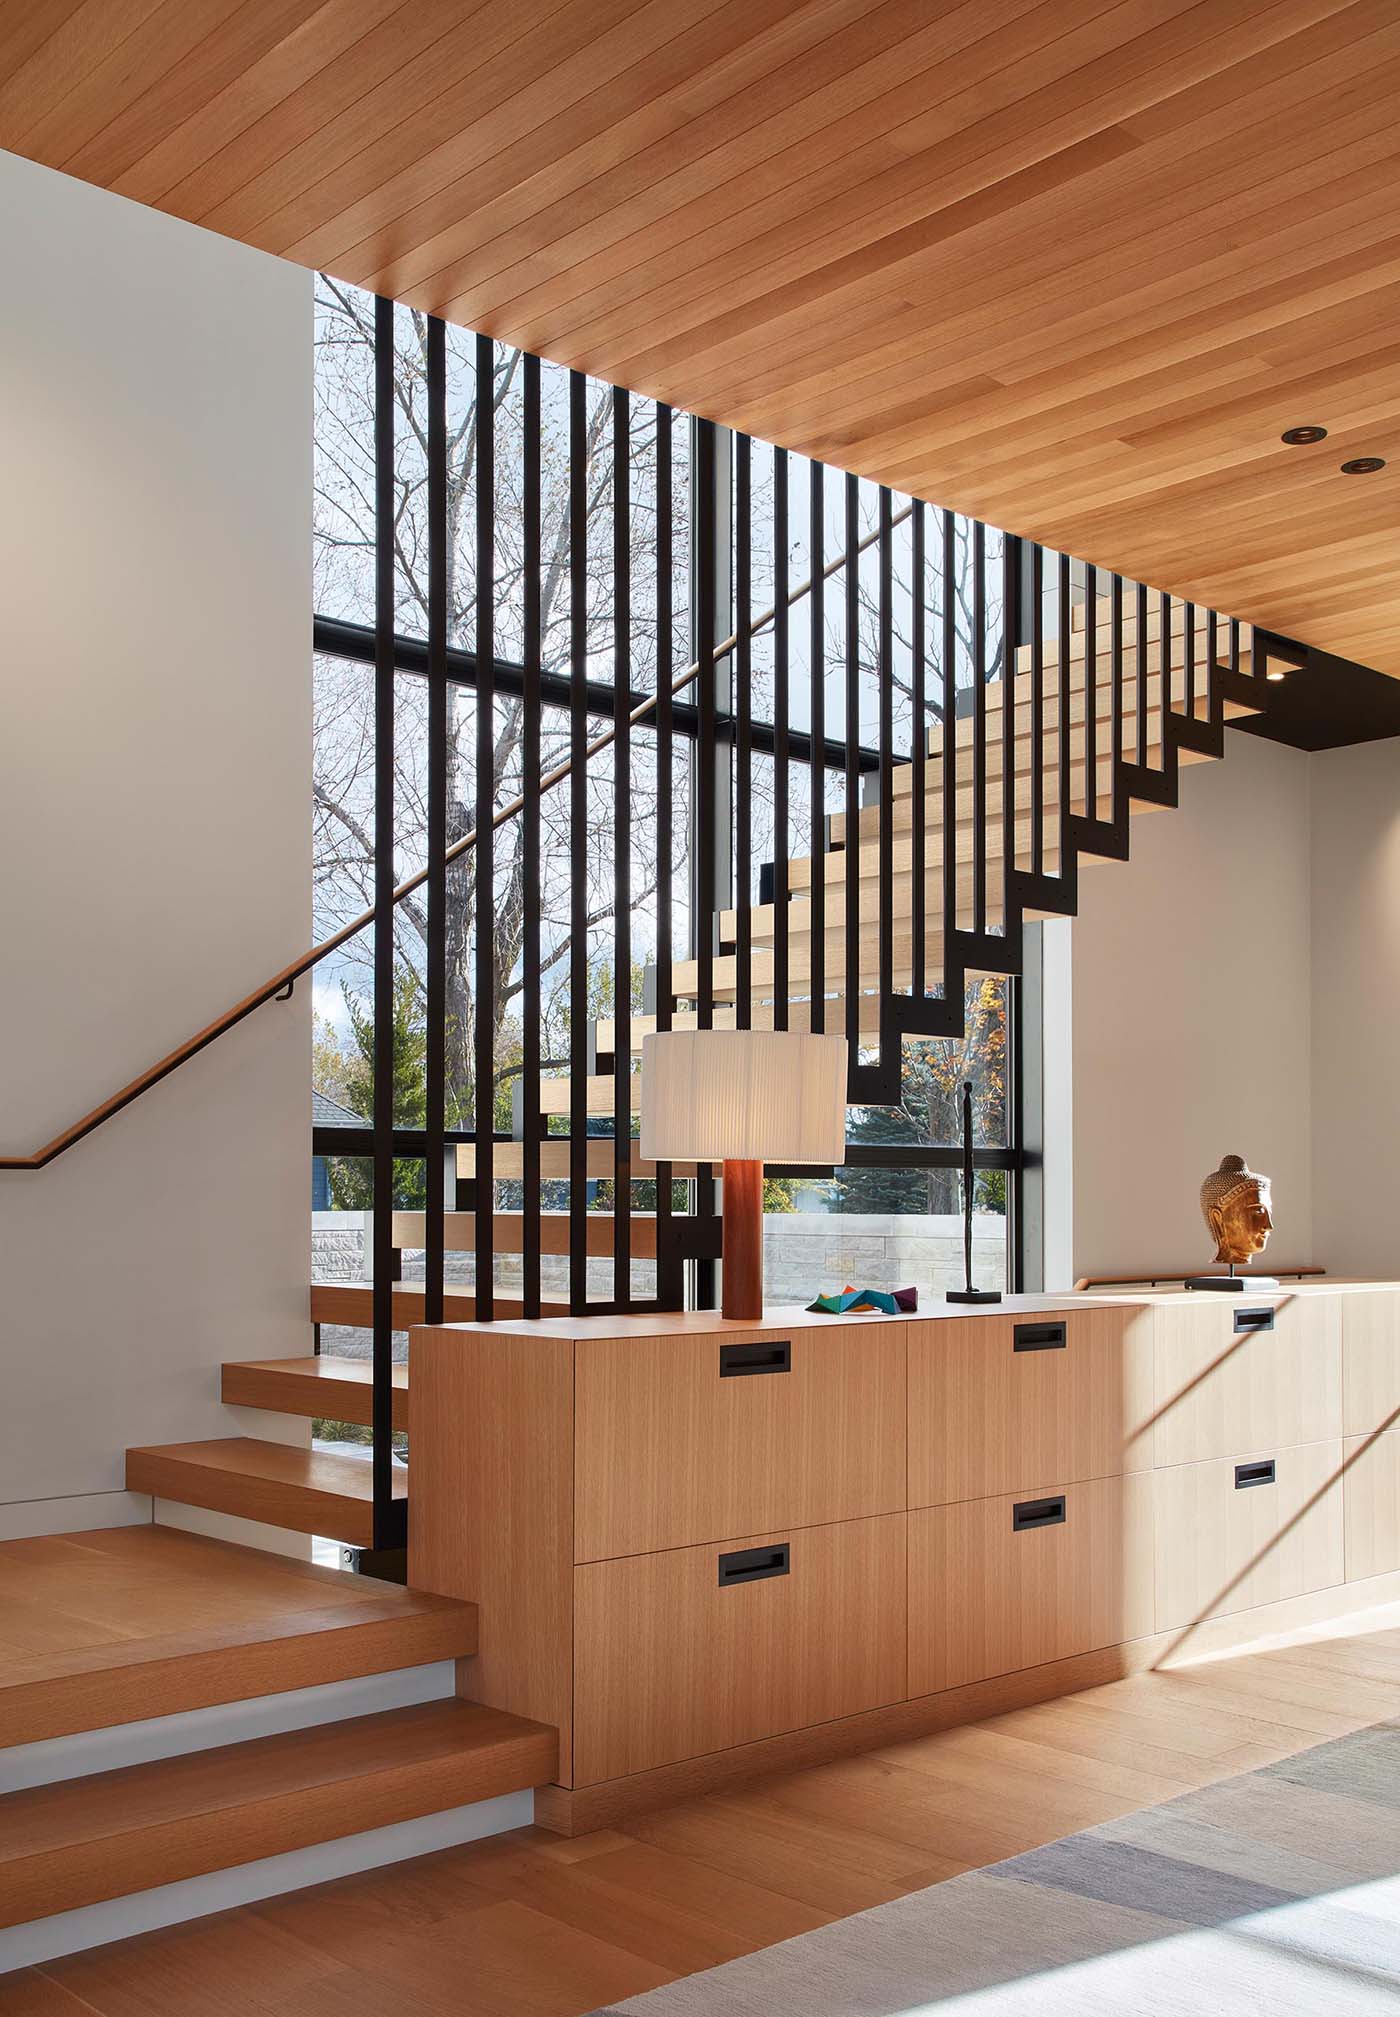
[536,1077,642,1118]
[390,1209,657,1260]
[593,998,888,1058]
[126,1438,405,1549]
[222,1357,407,1432]
[309,1281,572,1329]
[452,1140,697,1180]
[0,1525,474,1749]
[0,1697,556,1930]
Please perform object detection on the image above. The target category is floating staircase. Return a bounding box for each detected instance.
[0,1526,555,1963]
[129,590,1283,1561]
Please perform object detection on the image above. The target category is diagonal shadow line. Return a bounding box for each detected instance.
[1155,1402,1400,1668]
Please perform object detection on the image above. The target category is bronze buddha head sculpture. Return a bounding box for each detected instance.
[1200,1153,1274,1268]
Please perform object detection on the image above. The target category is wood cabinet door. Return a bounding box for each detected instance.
[907,1308,1153,1509]
[571,1514,907,1785]
[1152,1294,1341,1469]
[908,1475,1155,1696]
[1342,1292,1400,1437]
[1343,1429,1400,1582]
[1153,1441,1344,1632]
[573,1324,905,1561]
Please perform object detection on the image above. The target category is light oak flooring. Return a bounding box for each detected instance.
[6,1606,1400,2015]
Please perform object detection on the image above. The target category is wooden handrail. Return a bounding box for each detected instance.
[2,506,912,1170]
[1073,1266,1325,1290]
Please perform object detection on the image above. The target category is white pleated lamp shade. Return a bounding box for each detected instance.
[640,1030,848,1164]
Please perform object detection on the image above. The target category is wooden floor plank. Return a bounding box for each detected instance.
[24,1611,1400,2015]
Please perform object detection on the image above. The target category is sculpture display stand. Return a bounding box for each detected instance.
[1185,1153,1279,1293]
[946,1080,1001,1305]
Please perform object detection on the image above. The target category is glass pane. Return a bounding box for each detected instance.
[763,1167,1008,1302]
[846,978,1010,1150]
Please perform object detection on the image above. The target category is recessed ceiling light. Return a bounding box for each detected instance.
[1266,669,1289,682]
[1281,425,1328,445]
[1341,456,1386,474]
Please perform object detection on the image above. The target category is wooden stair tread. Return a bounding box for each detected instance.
[309,1281,573,1329]
[223,1356,408,1432]
[0,1697,556,1928]
[126,1438,404,1549]
[0,1525,474,1747]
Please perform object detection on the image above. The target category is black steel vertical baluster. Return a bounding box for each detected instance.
[371,294,395,1549]
[1001,533,1018,928]
[972,521,986,936]
[736,435,753,1030]
[473,333,495,1323]
[568,373,588,1313]
[1184,599,1196,720]
[1230,614,1241,677]
[910,501,927,1000]
[654,405,676,1305]
[612,388,631,1310]
[1160,589,1172,725]
[696,423,717,1032]
[772,449,790,1031]
[809,461,826,1033]
[1121,568,1129,818]
[877,487,894,1042]
[1136,580,1148,768]
[1206,605,1220,731]
[1030,542,1044,878]
[522,354,542,1318]
[1057,553,1070,846]
[941,510,956,985]
[1084,563,1097,824]
[425,317,447,1334]
[843,474,859,1062]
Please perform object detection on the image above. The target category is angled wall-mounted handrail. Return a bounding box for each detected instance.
[1,507,911,1171]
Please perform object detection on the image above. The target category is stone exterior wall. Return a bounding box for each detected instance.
[312,1209,1008,1365]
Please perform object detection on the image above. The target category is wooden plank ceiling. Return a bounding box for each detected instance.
[5,0,1400,672]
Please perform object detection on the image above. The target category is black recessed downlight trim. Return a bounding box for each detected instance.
[1340,456,1386,474]
[1281,424,1328,445]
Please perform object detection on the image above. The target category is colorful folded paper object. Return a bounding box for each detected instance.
[806,1284,919,1315]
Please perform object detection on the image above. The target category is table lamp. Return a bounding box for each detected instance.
[640,1029,848,1321]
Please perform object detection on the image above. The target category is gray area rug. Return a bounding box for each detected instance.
[589,1721,1400,2014]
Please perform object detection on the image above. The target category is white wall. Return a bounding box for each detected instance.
[1310,736,1400,1280]
[1068,734,1315,1285]
[0,152,311,1535]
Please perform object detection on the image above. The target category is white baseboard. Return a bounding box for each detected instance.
[1,1661,458,1792]
[0,1790,533,1974]
[0,1492,152,1540]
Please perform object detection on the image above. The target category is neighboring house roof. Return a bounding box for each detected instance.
[313,1089,365,1129]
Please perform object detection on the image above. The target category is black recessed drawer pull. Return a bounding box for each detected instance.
[717,1542,790,1587]
[1012,1494,1066,1531]
[719,1340,792,1377]
[1014,1321,1067,1353]
[1235,1458,1276,1489]
[1234,1307,1275,1334]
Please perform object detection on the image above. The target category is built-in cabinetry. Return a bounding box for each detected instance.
[410,1283,1400,1833]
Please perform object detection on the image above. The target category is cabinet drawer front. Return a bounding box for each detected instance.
[1153,1441,1343,1631]
[1343,1294,1400,1436]
[908,1309,1153,1508]
[908,1475,1154,1696]
[1343,1429,1400,1582]
[572,1515,906,1785]
[1152,1296,1341,1469]
[574,1325,905,1561]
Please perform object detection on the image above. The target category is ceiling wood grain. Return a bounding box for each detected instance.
[5,0,1399,670]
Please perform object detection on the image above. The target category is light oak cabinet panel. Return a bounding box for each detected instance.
[1153,1441,1344,1631]
[573,1325,905,1561]
[1343,1430,1400,1582]
[1342,1292,1400,1437]
[908,1308,1153,1507]
[1152,1295,1341,1469]
[908,1475,1155,1695]
[572,1514,906,1785]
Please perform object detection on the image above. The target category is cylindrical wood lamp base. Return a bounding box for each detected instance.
[721,1159,765,1321]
